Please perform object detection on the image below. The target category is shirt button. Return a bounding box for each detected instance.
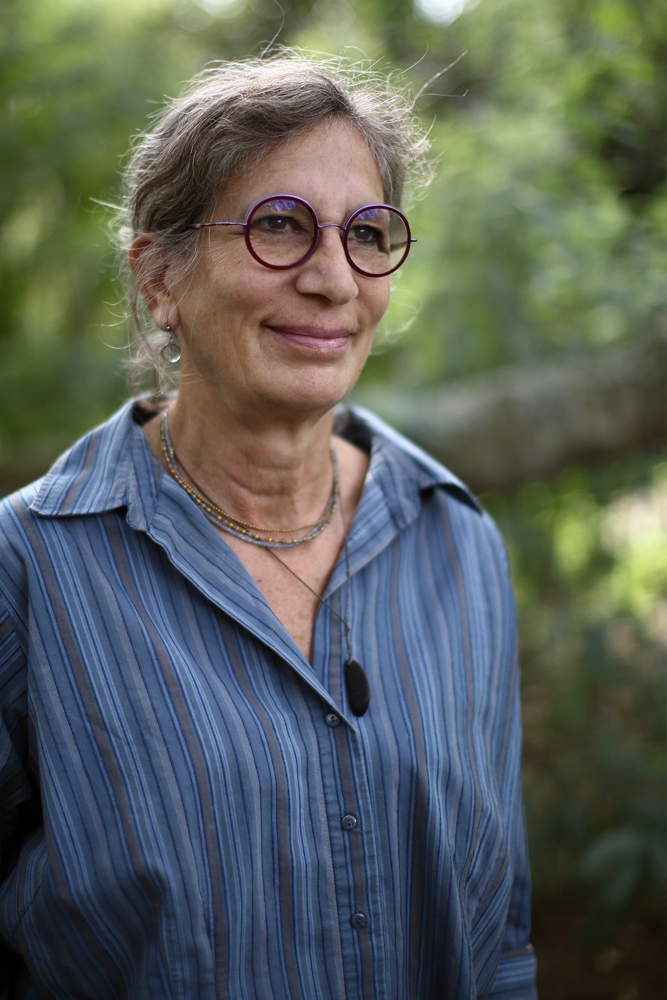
[325,712,341,728]
[350,912,368,929]
[341,814,358,831]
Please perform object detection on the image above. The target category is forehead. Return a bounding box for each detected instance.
[213,120,385,218]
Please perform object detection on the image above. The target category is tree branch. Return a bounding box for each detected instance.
[355,324,666,493]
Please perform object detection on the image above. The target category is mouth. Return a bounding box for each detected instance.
[266,325,352,353]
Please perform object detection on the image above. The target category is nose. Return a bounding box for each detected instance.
[293,224,359,305]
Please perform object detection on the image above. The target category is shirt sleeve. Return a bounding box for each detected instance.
[481,515,538,1000]
[483,800,537,997]
[0,589,38,995]
[0,595,32,867]
[485,949,538,998]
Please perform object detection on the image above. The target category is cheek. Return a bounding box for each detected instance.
[186,260,263,330]
[205,244,283,306]
[364,278,391,325]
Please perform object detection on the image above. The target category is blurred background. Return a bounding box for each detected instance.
[1,0,665,995]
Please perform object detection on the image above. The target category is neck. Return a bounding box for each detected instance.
[163,385,337,529]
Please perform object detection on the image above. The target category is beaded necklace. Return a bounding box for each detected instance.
[158,407,370,716]
[159,409,339,549]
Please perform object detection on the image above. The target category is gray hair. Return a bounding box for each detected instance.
[114,51,433,389]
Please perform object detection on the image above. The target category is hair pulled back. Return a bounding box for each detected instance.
[114,51,432,387]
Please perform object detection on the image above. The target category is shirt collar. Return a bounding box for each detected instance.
[341,405,481,517]
[28,398,481,523]
[29,399,161,530]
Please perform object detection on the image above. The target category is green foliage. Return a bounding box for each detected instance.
[0,0,664,966]
[486,458,666,930]
[363,0,667,383]
[1,0,664,442]
[1,0,193,455]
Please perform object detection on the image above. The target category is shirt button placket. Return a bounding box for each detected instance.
[317,695,385,993]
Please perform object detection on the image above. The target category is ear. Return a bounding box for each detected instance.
[129,234,180,332]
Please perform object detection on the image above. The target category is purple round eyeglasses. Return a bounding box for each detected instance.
[190,194,416,277]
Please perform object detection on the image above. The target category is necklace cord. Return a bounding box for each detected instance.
[159,408,338,547]
[264,446,353,662]
[159,406,356,674]
[264,486,353,664]
[174,450,336,533]
[242,448,353,662]
[338,472,353,661]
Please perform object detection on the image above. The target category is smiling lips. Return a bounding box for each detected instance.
[267,325,353,352]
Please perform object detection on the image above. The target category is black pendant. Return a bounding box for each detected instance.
[344,657,370,716]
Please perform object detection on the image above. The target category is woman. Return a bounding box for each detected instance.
[0,56,536,999]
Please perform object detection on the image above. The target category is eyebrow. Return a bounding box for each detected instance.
[209,195,389,224]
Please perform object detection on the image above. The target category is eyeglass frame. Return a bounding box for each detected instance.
[189,194,416,277]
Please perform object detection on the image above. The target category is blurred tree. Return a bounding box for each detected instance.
[0,0,664,995]
[358,0,667,383]
[487,458,666,996]
[1,0,664,454]
[356,325,666,491]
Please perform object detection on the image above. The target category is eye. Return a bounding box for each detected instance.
[349,224,385,249]
[264,216,291,232]
[251,213,305,235]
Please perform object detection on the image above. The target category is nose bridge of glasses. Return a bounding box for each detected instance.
[316,222,347,246]
[309,222,347,262]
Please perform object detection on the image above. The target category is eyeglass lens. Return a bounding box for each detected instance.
[246,198,409,276]
[347,206,410,275]
[247,198,315,268]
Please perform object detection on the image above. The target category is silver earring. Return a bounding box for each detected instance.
[161,323,181,364]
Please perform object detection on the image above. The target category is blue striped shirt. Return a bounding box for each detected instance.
[0,399,536,999]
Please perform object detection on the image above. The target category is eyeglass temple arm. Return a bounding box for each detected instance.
[389,239,418,250]
[190,222,247,229]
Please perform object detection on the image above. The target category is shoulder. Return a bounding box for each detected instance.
[344,403,496,537]
[345,404,483,513]
[345,403,511,579]
[0,398,159,586]
[0,398,160,536]
[0,481,44,572]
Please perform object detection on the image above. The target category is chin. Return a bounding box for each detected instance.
[263,367,358,415]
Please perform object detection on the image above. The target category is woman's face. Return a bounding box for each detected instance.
[164,120,391,417]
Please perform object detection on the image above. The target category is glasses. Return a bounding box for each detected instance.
[191,195,415,277]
